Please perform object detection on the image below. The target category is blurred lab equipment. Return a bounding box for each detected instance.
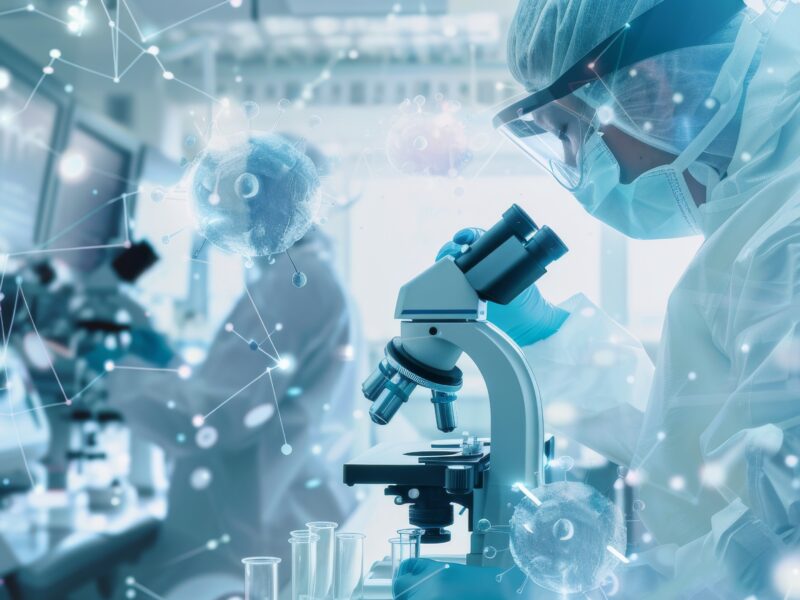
[345,205,566,593]
[243,556,281,600]
[334,533,365,600]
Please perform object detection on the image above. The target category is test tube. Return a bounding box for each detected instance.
[390,537,420,581]
[396,528,422,556]
[290,531,319,600]
[334,533,365,600]
[242,557,280,600]
[307,521,338,600]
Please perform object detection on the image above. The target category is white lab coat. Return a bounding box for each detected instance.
[524,6,800,597]
[109,231,360,597]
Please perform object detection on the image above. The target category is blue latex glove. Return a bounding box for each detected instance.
[393,559,533,600]
[436,228,569,346]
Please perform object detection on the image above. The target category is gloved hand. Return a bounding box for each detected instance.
[393,559,533,600]
[436,228,569,346]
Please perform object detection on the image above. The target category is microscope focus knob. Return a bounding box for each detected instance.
[444,465,475,495]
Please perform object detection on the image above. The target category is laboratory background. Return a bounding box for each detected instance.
[0,0,798,599]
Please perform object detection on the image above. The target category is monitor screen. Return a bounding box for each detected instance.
[0,69,59,253]
[48,125,132,272]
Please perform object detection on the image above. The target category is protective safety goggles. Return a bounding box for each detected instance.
[493,0,745,187]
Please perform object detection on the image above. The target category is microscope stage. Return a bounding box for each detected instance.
[343,440,490,487]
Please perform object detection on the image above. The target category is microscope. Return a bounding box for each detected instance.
[344,204,567,569]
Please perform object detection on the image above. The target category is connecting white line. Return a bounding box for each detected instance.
[605,545,630,564]
[120,0,146,43]
[142,0,230,41]
[515,481,543,506]
[267,369,288,445]
[203,369,270,420]
[244,282,282,361]
[394,565,449,598]
[129,581,167,600]
[19,286,69,404]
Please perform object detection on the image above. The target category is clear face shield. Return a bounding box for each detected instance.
[494,0,754,188]
[496,92,598,189]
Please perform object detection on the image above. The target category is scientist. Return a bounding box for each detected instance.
[108,139,361,599]
[399,0,800,597]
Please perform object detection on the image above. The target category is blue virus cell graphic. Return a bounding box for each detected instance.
[510,481,626,594]
[188,133,321,257]
[292,271,308,288]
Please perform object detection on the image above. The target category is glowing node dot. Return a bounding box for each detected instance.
[642,532,653,544]
[49,49,61,59]
[146,45,159,56]
[162,71,174,80]
[672,92,684,104]
[311,444,322,455]
[206,539,219,550]
[786,455,799,468]
[42,66,54,75]
[167,400,176,409]
[192,414,205,428]
[348,49,359,60]
[59,152,88,181]
[740,343,751,353]
[668,475,686,491]
[27,4,35,11]
[275,323,283,331]
[125,577,135,585]
[208,192,220,206]
[104,360,115,372]
[353,409,364,419]
[113,77,120,83]
[656,431,666,441]
[178,365,192,379]
[229,0,242,6]
[705,98,717,109]
[687,371,697,381]
[280,443,293,456]
[278,357,293,371]
[629,68,638,77]
[740,152,752,163]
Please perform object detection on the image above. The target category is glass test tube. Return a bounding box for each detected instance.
[334,533,365,600]
[396,528,422,556]
[307,521,338,600]
[290,532,319,600]
[242,557,280,600]
[390,537,420,581]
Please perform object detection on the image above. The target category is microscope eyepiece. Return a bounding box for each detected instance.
[454,204,568,305]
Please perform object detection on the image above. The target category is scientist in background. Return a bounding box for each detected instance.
[108,138,361,599]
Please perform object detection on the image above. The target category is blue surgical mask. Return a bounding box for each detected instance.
[568,12,764,240]
[571,132,701,240]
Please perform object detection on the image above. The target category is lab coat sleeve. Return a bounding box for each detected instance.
[522,293,655,467]
[107,248,351,456]
[696,223,800,586]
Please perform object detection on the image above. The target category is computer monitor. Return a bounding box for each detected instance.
[42,109,141,272]
[0,40,71,254]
